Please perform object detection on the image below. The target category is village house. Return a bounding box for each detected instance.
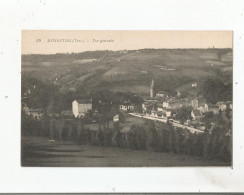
[119,102,134,112]
[184,119,191,126]
[23,89,31,97]
[167,100,182,110]
[72,99,92,118]
[216,101,227,111]
[150,106,168,119]
[163,101,169,108]
[144,108,151,116]
[191,99,198,109]
[156,111,164,118]
[142,102,151,114]
[177,91,181,97]
[190,97,208,113]
[180,98,192,107]
[208,104,219,114]
[156,103,164,112]
[150,106,157,117]
[198,102,208,113]
[22,103,29,113]
[191,109,203,120]
[229,103,233,110]
[166,109,172,118]
[27,108,44,120]
[226,101,233,110]
[155,91,168,98]
[113,114,119,122]
[22,104,43,120]
[192,82,198,88]
[196,125,206,131]
[225,129,232,137]
[142,99,158,113]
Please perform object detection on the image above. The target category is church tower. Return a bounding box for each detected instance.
[150,79,154,98]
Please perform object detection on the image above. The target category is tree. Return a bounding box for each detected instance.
[41,113,50,137]
[159,128,169,153]
[177,128,186,154]
[202,132,211,160]
[135,126,147,151]
[225,106,232,122]
[209,134,217,160]
[112,128,122,148]
[80,128,91,145]
[127,125,137,150]
[192,133,204,157]
[185,133,194,156]
[217,136,231,163]
[175,106,192,124]
[145,121,160,151]
[103,130,112,147]
[90,130,98,145]
[201,78,232,104]
[166,122,175,153]
[96,130,104,146]
[172,129,180,154]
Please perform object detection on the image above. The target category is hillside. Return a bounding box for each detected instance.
[21,48,233,95]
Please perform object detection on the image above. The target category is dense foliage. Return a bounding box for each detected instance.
[201,78,232,104]
[22,113,232,164]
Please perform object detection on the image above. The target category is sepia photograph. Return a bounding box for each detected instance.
[21,30,233,167]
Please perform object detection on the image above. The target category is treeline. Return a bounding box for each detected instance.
[84,122,231,163]
[22,113,232,164]
[22,48,232,63]
[22,50,126,63]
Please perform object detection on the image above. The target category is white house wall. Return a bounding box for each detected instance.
[72,100,79,117]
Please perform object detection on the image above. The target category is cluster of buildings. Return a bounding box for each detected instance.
[119,79,232,127]
[22,98,93,120]
[22,79,232,132]
[22,104,44,120]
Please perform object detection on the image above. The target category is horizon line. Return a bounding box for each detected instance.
[22,47,233,55]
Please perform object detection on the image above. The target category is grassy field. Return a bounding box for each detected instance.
[22,49,232,95]
[21,136,230,167]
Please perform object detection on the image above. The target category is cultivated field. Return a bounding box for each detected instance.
[22,49,233,95]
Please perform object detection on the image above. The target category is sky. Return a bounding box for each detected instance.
[22,30,233,54]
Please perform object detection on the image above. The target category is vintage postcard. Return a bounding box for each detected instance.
[21,30,233,167]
